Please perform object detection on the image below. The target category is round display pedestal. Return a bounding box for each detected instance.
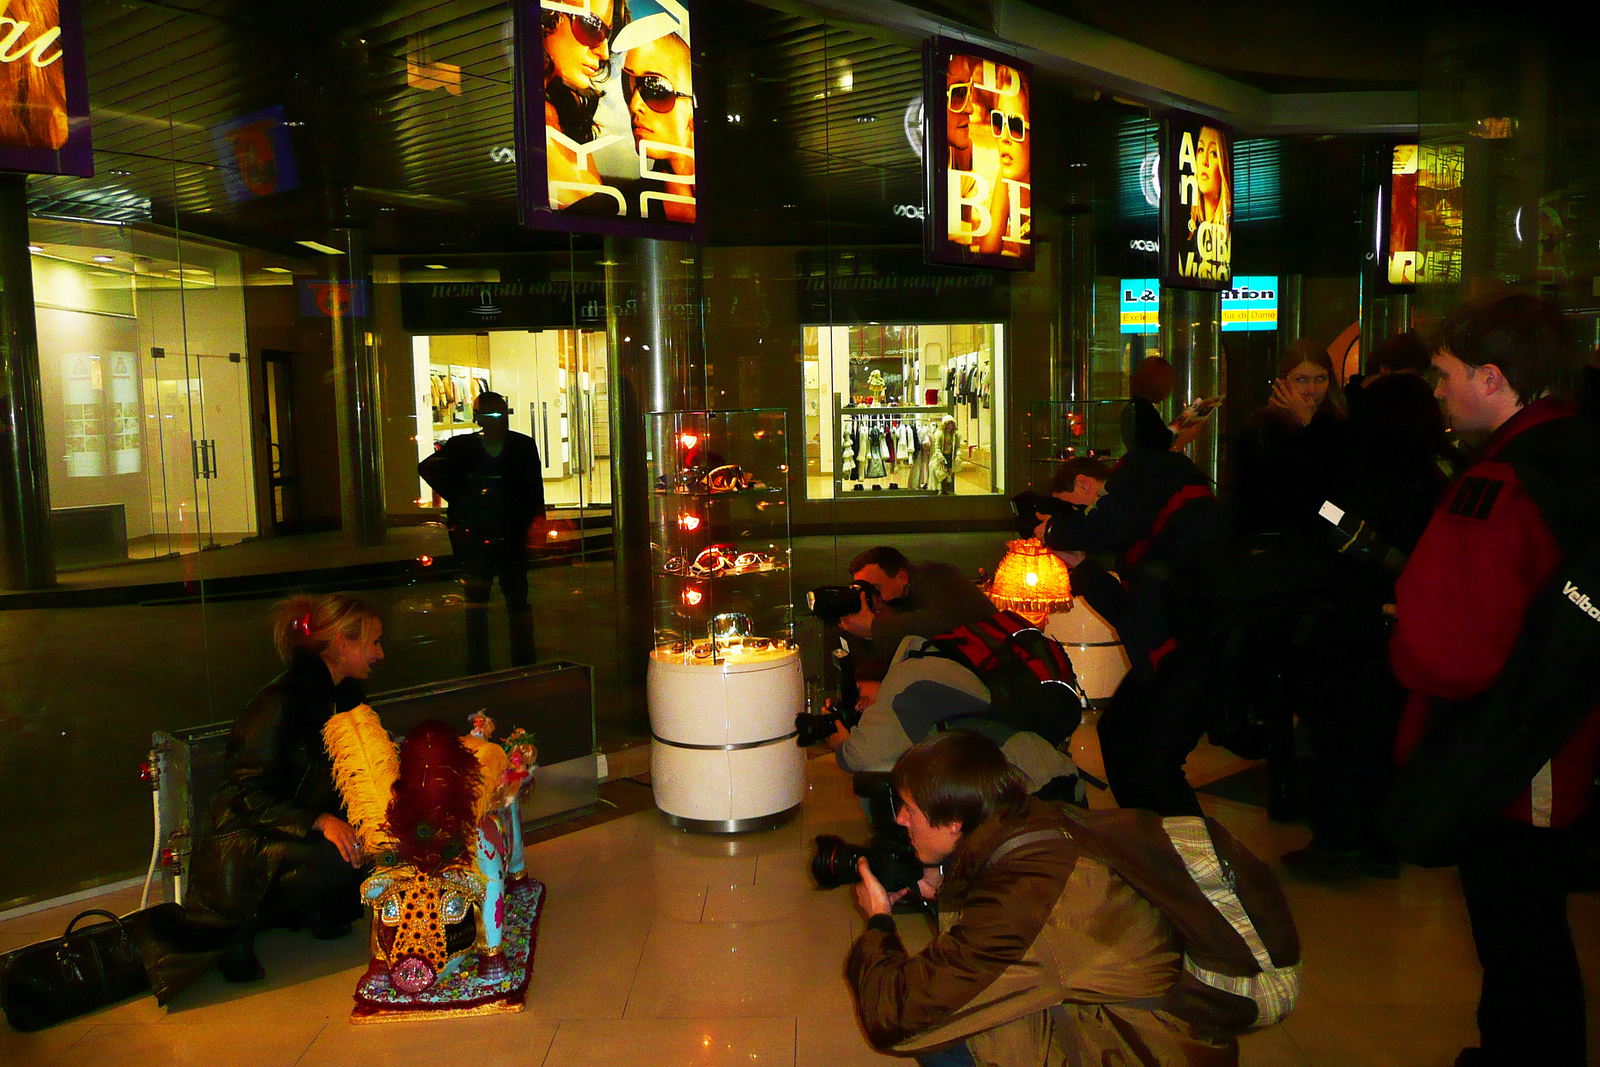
[648,646,805,833]
[1045,601,1131,707]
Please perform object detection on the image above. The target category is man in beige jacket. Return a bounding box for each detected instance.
[845,731,1237,1066]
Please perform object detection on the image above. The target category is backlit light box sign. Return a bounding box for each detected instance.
[1118,276,1277,335]
[514,0,701,241]
[0,0,92,177]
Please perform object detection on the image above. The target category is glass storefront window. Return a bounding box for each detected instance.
[801,323,1005,499]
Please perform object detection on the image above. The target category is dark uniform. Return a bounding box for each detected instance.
[420,431,546,672]
[1041,449,1224,816]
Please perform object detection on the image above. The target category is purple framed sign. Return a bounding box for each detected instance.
[922,38,1033,271]
[514,0,701,241]
[0,0,93,177]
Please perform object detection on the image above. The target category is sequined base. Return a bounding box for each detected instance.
[350,878,546,1023]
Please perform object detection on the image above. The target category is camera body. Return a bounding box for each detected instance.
[795,644,863,746]
[1009,491,1068,539]
[806,581,872,625]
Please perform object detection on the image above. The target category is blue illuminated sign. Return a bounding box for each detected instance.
[1118,275,1278,334]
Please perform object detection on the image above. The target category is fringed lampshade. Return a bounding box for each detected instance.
[986,538,1073,623]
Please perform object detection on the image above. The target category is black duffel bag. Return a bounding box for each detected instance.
[1,909,150,1032]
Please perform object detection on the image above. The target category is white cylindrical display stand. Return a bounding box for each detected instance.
[647,645,806,833]
[1045,601,1131,706]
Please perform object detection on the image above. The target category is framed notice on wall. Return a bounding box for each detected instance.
[514,0,701,241]
[1161,111,1232,290]
[922,38,1033,271]
[0,0,92,176]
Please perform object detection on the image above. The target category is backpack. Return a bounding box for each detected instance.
[922,610,1085,747]
[991,809,1300,1038]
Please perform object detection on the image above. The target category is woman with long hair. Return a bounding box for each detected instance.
[616,11,696,222]
[543,0,629,200]
[1190,125,1231,233]
[1228,340,1347,539]
[177,594,386,987]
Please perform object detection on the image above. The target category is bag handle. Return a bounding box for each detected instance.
[63,909,128,938]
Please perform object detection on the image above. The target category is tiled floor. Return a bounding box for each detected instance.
[6,744,1600,1067]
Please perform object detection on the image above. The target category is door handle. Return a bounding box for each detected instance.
[192,440,201,480]
[208,441,218,480]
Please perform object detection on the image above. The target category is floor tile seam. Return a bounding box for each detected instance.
[615,909,659,1020]
[39,1021,97,1067]
[287,1020,329,1067]
[538,1018,566,1067]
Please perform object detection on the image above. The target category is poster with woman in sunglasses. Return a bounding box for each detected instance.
[517,0,699,239]
[923,40,1032,271]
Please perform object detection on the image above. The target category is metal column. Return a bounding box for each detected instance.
[0,175,54,590]
[606,238,704,706]
[327,226,386,547]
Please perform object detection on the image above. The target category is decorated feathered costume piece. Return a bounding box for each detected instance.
[321,708,543,1021]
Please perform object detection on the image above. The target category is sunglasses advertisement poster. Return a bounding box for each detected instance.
[922,39,1033,271]
[0,0,93,177]
[514,0,700,241]
[1161,112,1233,290]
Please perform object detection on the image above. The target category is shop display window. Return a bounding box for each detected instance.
[412,329,611,509]
[646,409,793,666]
[801,323,1004,499]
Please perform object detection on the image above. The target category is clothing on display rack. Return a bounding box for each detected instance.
[838,412,947,491]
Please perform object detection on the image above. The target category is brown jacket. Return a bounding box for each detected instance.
[845,799,1237,1066]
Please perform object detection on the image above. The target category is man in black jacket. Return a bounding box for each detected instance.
[1037,450,1225,815]
[419,392,546,672]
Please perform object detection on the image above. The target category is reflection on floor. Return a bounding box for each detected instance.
[6,740,1600,1067]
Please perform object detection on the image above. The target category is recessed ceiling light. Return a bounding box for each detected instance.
[93,255,114,263]
[424,264,448,270]
[296,240,344,255]
[28,244,42,253]
[262,266,292,274]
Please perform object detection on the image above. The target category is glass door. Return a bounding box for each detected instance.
[142,347,208,559]
[194,353,257,546]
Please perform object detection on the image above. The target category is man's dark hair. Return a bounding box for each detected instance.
[849,546,911,578]
[474,391,510,416]
[1369,330,1431,375]
[1431,294,1579,404]
[891,731,1030,833]
[1049,457,1112,494]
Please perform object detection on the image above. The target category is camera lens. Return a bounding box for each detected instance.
[810,835,867,889]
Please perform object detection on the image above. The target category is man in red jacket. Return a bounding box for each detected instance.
[1390,295,1600,1067]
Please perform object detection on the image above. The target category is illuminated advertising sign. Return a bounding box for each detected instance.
[1162,111,1232,290]
[1119,279,1159,335]
[1119,276,1276,334]
[923,38,1033,271]
[1384,144,1418,287]
[514,0,700,240]
[1220,276,1277,332]
[0,0,92,177]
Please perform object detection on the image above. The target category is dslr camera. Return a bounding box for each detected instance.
[1009,490,1070,539]
[805,581,874,626]
[795,644,863,747]
[809,773,924,898]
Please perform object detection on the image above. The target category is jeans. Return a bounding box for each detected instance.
[916,1041,976,1067]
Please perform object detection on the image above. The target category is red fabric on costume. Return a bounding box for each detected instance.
[1391,398,1600,828]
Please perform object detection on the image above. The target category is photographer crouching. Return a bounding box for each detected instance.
[845,731,1239,1066]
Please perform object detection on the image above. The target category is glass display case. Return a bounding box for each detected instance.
[647,408,794,662]
[645,408,804,832]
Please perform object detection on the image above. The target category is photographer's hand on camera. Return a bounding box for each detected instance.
[826,717,851,751]
[853,858,893,919]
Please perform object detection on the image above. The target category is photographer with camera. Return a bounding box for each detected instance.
[844,731,1243,1066]
[1034,452,1226,817]
[834,547,998,659]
